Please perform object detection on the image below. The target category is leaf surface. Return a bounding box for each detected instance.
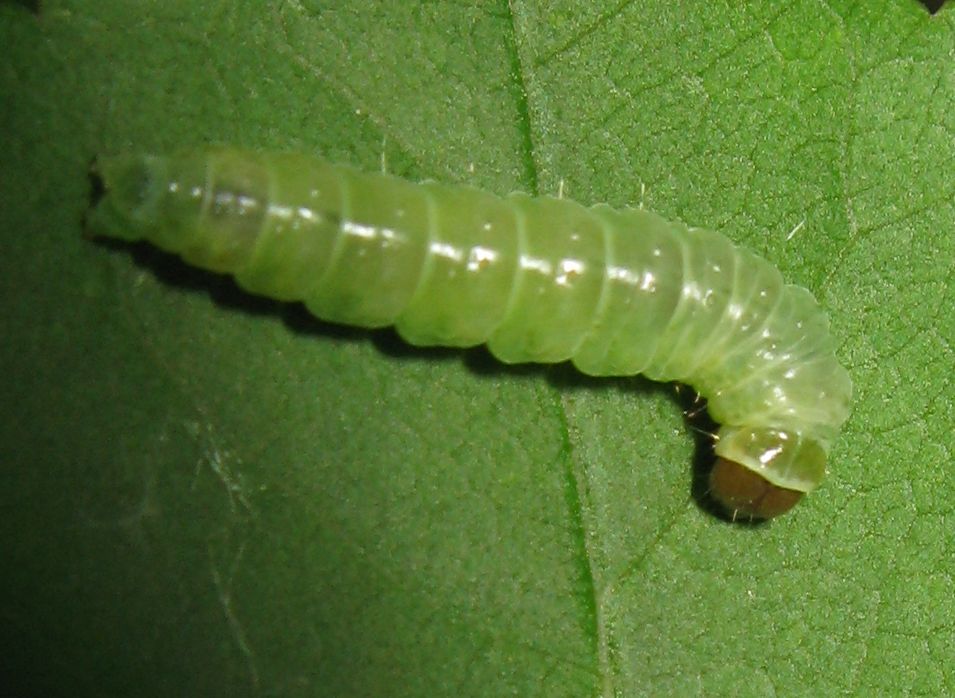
[1,1,953,695]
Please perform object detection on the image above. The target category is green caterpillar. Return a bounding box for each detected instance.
[87,148,852,521]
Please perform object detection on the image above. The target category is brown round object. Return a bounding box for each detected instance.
[709,457,805,521]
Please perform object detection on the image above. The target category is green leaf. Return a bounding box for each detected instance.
[1,1,953,695]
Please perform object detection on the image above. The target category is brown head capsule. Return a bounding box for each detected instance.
[709,457,805,521]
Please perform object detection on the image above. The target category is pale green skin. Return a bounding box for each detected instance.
[88,148,852,494]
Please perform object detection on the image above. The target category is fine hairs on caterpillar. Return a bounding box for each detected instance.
[87,148,852,521]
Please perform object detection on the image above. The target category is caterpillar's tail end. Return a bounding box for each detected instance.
[85,154,164,242]
[708,457,804,521]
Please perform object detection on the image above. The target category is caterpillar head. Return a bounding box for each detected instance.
[709,426,827,520]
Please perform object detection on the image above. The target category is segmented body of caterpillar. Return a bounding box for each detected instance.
[87,148,852,520]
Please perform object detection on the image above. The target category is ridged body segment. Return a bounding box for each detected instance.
[88,148,852,504]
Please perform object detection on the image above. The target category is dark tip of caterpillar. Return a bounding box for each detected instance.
[82,158,108,239]
[708,457,804,521]
[88,157,107,199]
[84,154,159,242]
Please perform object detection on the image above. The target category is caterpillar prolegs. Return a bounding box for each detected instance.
[87,148,852,521]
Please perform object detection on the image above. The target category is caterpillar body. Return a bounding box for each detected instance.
[87,148,852,520]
